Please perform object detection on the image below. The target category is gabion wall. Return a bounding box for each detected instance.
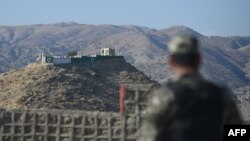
[0,109,142,141]
[0,84,153,141]
[120,84,154,115]
[1,84,247,141]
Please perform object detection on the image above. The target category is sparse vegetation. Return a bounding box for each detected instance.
[0,58,152,112]
[0,24,249,87]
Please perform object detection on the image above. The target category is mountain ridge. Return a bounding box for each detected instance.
[0,23,250,87]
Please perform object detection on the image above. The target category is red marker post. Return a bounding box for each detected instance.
[119,84,126,113]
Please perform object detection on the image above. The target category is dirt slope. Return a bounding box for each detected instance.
[0,57,152,112]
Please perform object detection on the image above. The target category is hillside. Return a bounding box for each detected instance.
[234,86,250,120]
[0,23,250,87]
[0,58,152,111]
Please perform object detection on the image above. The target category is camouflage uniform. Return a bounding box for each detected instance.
[140,35,242,141]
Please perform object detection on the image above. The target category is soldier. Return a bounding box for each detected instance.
[140,35,243,141]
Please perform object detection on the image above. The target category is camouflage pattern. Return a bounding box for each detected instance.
[140,73,243,141]
[168,35,199,55]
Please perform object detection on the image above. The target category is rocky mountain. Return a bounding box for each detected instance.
[0,58,152,111]
[0,23,250,87]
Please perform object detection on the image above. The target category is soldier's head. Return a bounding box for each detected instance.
[168,35,201,74]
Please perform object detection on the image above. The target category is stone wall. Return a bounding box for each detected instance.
[0,109,141,141]
[119,84,154,115]
[0,83,155,141]
[0,84,152,141]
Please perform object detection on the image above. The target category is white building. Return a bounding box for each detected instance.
[101,48,115,56]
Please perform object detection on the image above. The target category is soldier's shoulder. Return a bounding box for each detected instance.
[147,83,175,99]
[203,80,229,93]
[201,80,234,102]
[149,83,172,94]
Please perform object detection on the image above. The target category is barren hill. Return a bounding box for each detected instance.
[234,86,250,120]
[0,57,152,111]
[0,23,250,87]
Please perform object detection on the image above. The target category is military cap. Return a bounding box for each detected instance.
[168,35,199,55]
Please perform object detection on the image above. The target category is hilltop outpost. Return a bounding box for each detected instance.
[38,48,120,64]
[0,47,152,111]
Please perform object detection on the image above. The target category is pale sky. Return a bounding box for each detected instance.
[0,0,250,36]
